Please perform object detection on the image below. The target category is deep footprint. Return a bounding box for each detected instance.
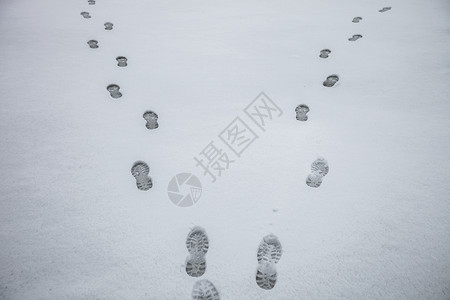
[352,17,363,23]
[323,75,339,87]
[256,234,282,290]
[143,111,159,130]
[186,227,209,277]
[131,161,152,191]
[104,22,113,30]
[80,12,91,19]
[106,84,122,98]
[348,34,363,41]
[88,0,95,4]
[295,104,309,121]
[319,49,331,58]
[87,40,98,49]
[116,56,127,67]
[192,279,220,300]
[379,7,392,12]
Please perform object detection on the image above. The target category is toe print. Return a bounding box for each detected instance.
[131,161,153,191]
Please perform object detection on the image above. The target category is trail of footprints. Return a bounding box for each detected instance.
[80,2,391,297]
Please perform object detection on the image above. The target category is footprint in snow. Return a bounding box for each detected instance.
[323,75,339,87]
[104,22,113,30]
[185,227,209,277]
[116,56,128,67]
[88,0,95,5]
[131,161,153,191]
[87,40,99,48]
[80,12,91,19]
[348,34,363,41]
[319,49,331,58]
[256,234,282,290]
[379,7,392,13]
[192,279,220,300]
[143,111,159,130]
[295,104,309,121]
[306,157,329,188]
[106,84,122,98]
[352,17,363,23]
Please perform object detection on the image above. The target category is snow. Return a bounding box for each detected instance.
[1,0,450,299]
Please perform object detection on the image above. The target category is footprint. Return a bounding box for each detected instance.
[352,17,363,23]
[295,104,309,121]
[116,56,128,67]
[80,12,91,19]
[323,75,339,87]
[379,7,392,13]
[311,157,329,176]
[87,40,99,49]
[306,157,329,188]
[348,34,363,41]
[186,227,209,278]
[143,111,159,130]
[104,22,113,30]
[319,49,331,58]
[131,161,152,191]
[88,0,95,4]
[192,279,220,300]
[256,234,282,290]
[106,84,122,98]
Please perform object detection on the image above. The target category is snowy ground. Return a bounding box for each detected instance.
[1,0,450,299]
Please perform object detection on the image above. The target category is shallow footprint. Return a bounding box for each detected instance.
[352,17,362,23]
[87,40,98,49]
[295,104,309,121]
[311,157,329,176]
[131,161,152,191]
[80,12,91,19]
[323,75,339,87]
[319,49,331,58]
[256,235,282,290]
[88,0,95,4]
[186,227,209,277]
[379,7,392,12]
[143,111,159,130]
[348,34,363,41]
[192,279,220,300]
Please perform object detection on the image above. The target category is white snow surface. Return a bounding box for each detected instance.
[1,0,450,299]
